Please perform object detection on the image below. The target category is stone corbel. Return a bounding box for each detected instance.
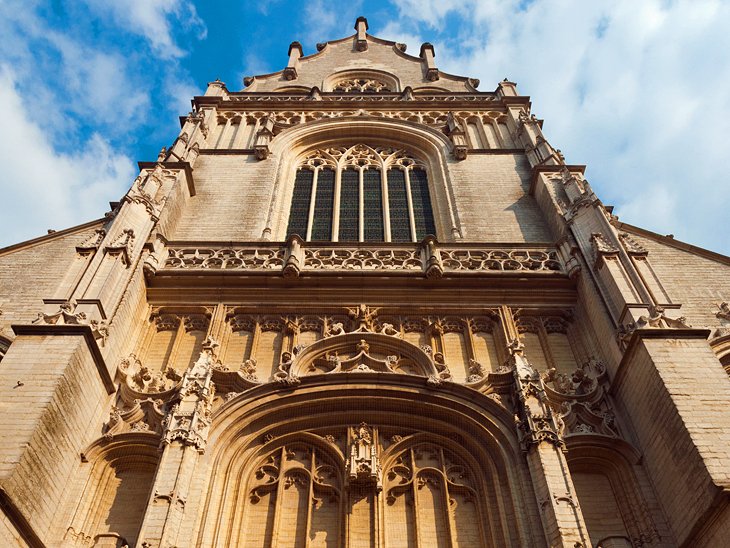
[445,112,467,160]
[253,116,275,160]
[420,235,443,279]
[283,234,305,278]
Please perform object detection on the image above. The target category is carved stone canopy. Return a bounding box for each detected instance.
[290,332,440,379]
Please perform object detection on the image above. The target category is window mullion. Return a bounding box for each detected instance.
[382,165,391,242]
[404,168,417,243]
[332,166,342,242]
[358,167,364,242]
[306,167,319,241]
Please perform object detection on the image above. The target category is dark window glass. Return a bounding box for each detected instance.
[363,169,384,241]
[338,169,359,241]
[410,168,436,239]
[310,168,335,240]
[387,169,411,242]
[286,169,313,238]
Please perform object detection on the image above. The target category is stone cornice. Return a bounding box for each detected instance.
[11,324,115,394]
[192,93,529,111]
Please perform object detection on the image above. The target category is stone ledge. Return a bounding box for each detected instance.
[611,327,712,396]
[10,324,115,394]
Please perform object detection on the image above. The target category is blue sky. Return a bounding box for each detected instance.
[1,0,729,255]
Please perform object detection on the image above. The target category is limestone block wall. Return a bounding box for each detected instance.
[170,154,277,241]
[0,222,105,330]
[448,153,553,242]
[170,150,552,244]
[628,231,730,327]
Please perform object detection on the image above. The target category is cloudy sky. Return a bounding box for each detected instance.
[1,0,728,254]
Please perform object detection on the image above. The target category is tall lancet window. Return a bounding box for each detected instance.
[285,144,436,242]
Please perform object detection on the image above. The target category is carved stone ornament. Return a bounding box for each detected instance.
[618,232,648,256]
[75,228,106,253]
[33,300,109,344]
[105,228,135,266]
[617,305,691,349]
[716,301,730,321]
[160,338,217,453]
[509,340,565,451]
[347,423,381,489]
[590,232,619,268]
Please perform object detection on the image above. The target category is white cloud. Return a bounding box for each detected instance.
[389,0,730,254]
[82,0,207,59]
[0,67,134,247]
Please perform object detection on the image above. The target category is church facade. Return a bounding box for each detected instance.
[1,17,729,547]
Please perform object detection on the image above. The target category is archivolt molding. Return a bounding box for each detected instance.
[197,385,532,546]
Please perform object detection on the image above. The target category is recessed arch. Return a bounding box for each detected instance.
[66,434,160,547]
[264,117,462,242]
[194,378,542,547]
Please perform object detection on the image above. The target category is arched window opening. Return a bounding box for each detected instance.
[285,144,436,243]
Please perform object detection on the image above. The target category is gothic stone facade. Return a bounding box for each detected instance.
[1,17,729,548]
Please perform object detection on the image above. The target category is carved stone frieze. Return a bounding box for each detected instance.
[163,243,564,276]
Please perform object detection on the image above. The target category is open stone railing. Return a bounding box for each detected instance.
[160,237,564,279]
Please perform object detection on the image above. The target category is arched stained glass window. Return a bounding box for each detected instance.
[286,144,436,243]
